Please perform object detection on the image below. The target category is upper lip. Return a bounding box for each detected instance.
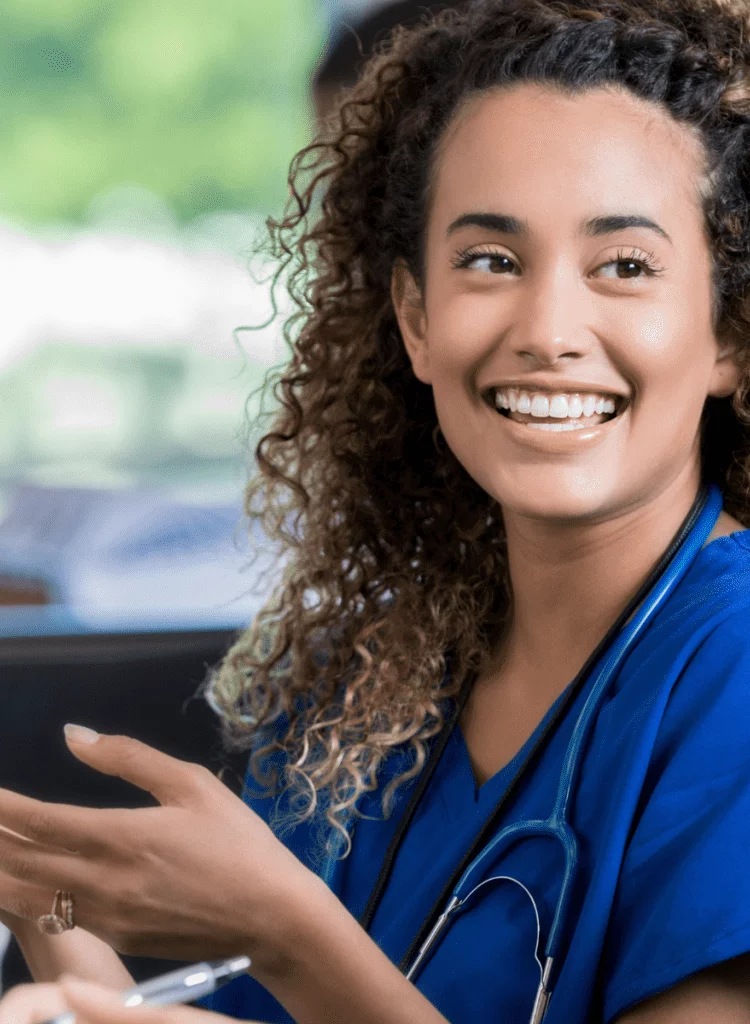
[485,382,627,401]
[484,379,627,397]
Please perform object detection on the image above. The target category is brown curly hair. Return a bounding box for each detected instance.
[201,0,750,864]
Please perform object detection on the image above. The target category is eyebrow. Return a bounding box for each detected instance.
[446,212,672,244]
[584,214,672,244]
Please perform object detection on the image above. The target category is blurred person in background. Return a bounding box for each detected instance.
[312,0,469,122]
[4,1,750,1024]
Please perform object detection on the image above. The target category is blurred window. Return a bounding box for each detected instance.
[0,0,326,634]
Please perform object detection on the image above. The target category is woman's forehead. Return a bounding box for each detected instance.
[428,83,708,239]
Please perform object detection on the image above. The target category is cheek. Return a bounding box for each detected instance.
[625,310,688,387]
[426,294,504,376]
[608,309,717,451]
[605,300,713,390]
[638,309,671,351]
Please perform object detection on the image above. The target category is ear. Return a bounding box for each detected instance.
[708,330,743,399]
[391,259,431,385]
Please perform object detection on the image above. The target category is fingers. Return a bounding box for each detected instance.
[0,731,217,860]
[62,732,216,808]
[57,979,263,1024]
[0,792,111,855]
[0,829,80,889]
[0,874,63,925]
[0,981,72,1024]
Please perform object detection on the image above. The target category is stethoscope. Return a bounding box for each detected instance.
[357,480,723,1024]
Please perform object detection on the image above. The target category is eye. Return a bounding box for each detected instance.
[594,247,665,281]
[601,260,643,279]
[450,247,519,274]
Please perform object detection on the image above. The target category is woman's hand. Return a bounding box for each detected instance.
[0,726,318,968]
[0,904,31,935]
[0,975,267,1024]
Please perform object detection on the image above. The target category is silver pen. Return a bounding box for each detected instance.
[43,955,252,1024]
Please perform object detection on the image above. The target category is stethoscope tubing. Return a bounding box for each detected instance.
[404,482,722,1016]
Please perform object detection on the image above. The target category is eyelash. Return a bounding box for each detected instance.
[449,245,666,278]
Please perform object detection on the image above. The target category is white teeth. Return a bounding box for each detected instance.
[530,394,550,417]
[492,388,622,420]
[527,420,588,431]
[548,395,568,419]
[567,395,583,418]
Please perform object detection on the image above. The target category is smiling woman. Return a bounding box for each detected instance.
[3,2,750,1024]
[200,1,750,1019]
[394,79,736,508]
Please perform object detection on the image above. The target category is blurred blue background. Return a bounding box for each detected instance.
[0,0,399,637]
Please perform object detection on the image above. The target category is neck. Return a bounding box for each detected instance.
[492,469,705,686]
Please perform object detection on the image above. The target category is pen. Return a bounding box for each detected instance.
[42,955,252,1024]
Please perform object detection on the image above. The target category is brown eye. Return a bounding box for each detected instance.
[486,255,515,274]
[596,257,651,281]
[616,260,642,279]
[595,249,663,281]
[451,249,519,274]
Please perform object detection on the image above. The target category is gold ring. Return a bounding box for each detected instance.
[36,890,75,934]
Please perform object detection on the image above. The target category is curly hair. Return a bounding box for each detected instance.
[201,0,750,864]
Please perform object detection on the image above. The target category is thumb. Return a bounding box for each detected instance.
[58,978,142,1024]
[58,979,238,1024]
[63,725,206,806]
[58,977,123,1000]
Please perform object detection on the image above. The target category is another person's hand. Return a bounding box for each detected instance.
[0,977,73,1024]
[0,727,323,967]
[0,974,266,1024]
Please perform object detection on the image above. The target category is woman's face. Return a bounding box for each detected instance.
[393,83,741,526]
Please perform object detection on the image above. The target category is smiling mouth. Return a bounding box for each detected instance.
[486,391,628,430]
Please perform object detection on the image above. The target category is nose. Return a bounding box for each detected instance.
[510,263,591,365]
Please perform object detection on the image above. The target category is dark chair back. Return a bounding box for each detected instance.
[0,629,249,991]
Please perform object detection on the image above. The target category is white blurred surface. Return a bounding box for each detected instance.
[0,192,290,377]
[0,484,284,629]
[0,189,290,630]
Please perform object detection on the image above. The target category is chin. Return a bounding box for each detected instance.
[485,471,619,526]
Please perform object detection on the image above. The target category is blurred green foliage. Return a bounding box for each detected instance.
[0,0,324,223]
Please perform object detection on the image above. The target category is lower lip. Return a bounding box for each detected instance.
[492,406,627,452]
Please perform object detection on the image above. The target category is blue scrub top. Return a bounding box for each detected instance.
[198,529,750,1024]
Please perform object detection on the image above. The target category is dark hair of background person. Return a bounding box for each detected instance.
[200,0,750,866]
[312,0,471,120]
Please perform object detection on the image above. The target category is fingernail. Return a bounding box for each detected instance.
[64,724,99,744]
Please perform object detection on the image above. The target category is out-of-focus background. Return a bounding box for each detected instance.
[0,0,457,994]
[0,0,329,636]
[0,0,457,638]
